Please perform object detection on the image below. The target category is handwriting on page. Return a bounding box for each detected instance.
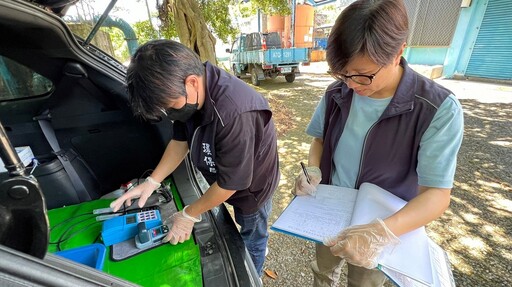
[428,239,456,287]
[273,183,448,286]
[378,265,430,287]
[276,185,358,242]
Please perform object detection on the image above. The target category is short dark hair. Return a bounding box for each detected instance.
[326,0,409,73]
[126,39,204,119]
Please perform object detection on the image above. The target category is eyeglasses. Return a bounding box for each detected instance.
[328,66,383,85]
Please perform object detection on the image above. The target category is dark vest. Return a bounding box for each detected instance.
[320,58,453,201]
[189,62,278,213]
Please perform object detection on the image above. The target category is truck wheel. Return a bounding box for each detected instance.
[251,69,260,86]
[285,73,296,83]
[232,65,240,78]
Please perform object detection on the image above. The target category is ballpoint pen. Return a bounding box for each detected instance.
[300,162,312,185]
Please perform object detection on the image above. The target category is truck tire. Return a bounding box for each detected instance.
[251,69,260,86]
[285,73,296,83]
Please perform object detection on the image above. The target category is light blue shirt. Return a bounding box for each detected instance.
[306,92,463,189]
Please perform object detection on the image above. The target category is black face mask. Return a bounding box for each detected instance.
[165,92,199,122]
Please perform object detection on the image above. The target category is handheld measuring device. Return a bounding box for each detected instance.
[135,222,169,249]
[101,209,162,246]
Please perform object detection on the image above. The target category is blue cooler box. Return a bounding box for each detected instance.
[55,243,106,270]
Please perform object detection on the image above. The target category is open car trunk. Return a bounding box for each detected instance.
[0,1,261,286]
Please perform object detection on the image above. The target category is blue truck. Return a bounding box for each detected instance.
[226,32,309,86]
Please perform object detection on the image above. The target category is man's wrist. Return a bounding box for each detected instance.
[182,205,202,222]
[145,176,161,188]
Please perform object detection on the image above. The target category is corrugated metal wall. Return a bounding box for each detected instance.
[466,0,512,80]
[404,0,460,46]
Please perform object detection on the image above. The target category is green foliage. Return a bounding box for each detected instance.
[101,27,130,63]
[132,20,158,45]
[200,0,238,43]
[158,0,290,44]
[238,0,290,17]
[159,21,178,40]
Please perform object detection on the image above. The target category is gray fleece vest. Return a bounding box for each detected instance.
[320,58,453,201]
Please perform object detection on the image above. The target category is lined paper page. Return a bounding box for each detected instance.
[271,184,358,242]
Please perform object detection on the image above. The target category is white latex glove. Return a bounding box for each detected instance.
[292,166,322,196]
[163,206,202,245]
[110,177,161,212]
[324,218,400,269]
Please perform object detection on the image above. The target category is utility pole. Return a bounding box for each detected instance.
[291,0,296,47]
[145,0,160,38]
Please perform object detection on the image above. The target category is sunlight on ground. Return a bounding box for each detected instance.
[439,176,510,281]
[493,198,512,212]
[454,180,511,216]
[476,180,504,189]
[298,77,334,89]
[450,196,483,214]
[449,257,473,274]
[278,140,311,153]
[268,90,293,97]
[502,249,512,261]
[481,224,509,245]
[459,212,480,223]
[489,140,511,147]
[464,109,511,122]
[278,177,289,187]
[274,137,313,216]
[436,79,512,103]
[459,237,489,258]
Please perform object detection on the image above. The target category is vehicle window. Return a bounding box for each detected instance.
[63,1,160,65]
[232,38,239,53]
[239,36,246,52]
[0,56,53,101]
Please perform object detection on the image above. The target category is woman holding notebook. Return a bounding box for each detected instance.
[293,0,464,286]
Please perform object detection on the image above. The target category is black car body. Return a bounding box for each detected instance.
[0,0,260,286]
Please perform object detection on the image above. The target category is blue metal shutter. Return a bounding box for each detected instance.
[466,0,512,80]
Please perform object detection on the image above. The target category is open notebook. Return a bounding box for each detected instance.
[271,183,455,287]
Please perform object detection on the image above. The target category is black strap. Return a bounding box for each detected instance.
[37,114,91,202]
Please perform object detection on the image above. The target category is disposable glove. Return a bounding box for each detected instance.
[324,218,400,269]
[163,205,202,245]
[292,166,322,196]
[110,177,161,212]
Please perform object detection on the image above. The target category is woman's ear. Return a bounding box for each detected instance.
[395,42,407,66]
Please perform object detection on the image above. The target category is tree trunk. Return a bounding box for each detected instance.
[168,0,217,64]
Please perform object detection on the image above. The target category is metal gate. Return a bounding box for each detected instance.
[466,0,512,80]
